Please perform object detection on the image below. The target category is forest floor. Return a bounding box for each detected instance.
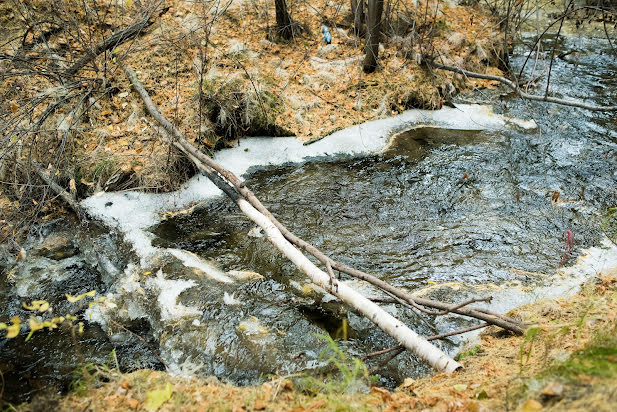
[17,270,617,412]
[0,0,503,223]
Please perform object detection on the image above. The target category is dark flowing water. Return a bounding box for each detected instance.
[1,26,616,404]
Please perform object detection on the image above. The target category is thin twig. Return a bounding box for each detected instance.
[366,323,489,374]
[64,6,168,76]
[111,321,169,369]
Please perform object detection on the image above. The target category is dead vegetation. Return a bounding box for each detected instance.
[0,0,504,245]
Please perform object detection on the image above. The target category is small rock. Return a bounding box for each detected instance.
[36,235,78,260]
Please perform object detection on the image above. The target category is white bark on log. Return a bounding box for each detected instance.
[236,198,462,373]
[121,61,462,373]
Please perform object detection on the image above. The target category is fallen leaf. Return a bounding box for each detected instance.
[400,377,415,389]
[253,399,266,410]
[476,390,489,399]
[307,399,326,410]
[370,386,391,401]
[66,290,97,303]
[520,399,543,412]
[4,316,21,338]
[125,398,139,410]
[453,383,468,391]
[144,382,172,411]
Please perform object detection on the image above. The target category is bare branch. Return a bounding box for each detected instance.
[427,60,617,112]
[121,61,462,373]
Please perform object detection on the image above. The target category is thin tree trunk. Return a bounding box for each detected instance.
[351,0,365,36]
[363,0,384,73]
[275,0,294,40]
[121,62,463,373]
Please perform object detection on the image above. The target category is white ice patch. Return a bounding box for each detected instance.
[426,237,617,340]
[146,270,201,321]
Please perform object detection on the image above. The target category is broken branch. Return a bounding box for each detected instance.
[427,60,617,112]
[121,61,462,373]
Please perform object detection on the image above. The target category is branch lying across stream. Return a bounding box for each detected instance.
[120,61,464,373]
[119,57,525,335]
[427,60,617,112]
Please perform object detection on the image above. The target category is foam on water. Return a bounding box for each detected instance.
[167,249,233,283]
[81,104,535,272]
[80,103,544,370]
[145,270,202,321]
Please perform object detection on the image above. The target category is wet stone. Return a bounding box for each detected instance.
[35,234,79,260]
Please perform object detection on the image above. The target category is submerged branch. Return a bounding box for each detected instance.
[427,61,617,112]
[121,61,462,373]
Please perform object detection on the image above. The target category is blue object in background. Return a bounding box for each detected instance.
[322,25,332,44]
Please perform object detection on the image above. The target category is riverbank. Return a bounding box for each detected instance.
[18,267,617,411]
[0,0,502,224]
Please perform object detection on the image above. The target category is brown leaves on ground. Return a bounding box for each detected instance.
[1,0,502,199]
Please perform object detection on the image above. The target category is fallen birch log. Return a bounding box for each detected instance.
[120,62,524,335]
[121,62,463,373]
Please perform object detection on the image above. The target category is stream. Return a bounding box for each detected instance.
[1,24,616,403]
